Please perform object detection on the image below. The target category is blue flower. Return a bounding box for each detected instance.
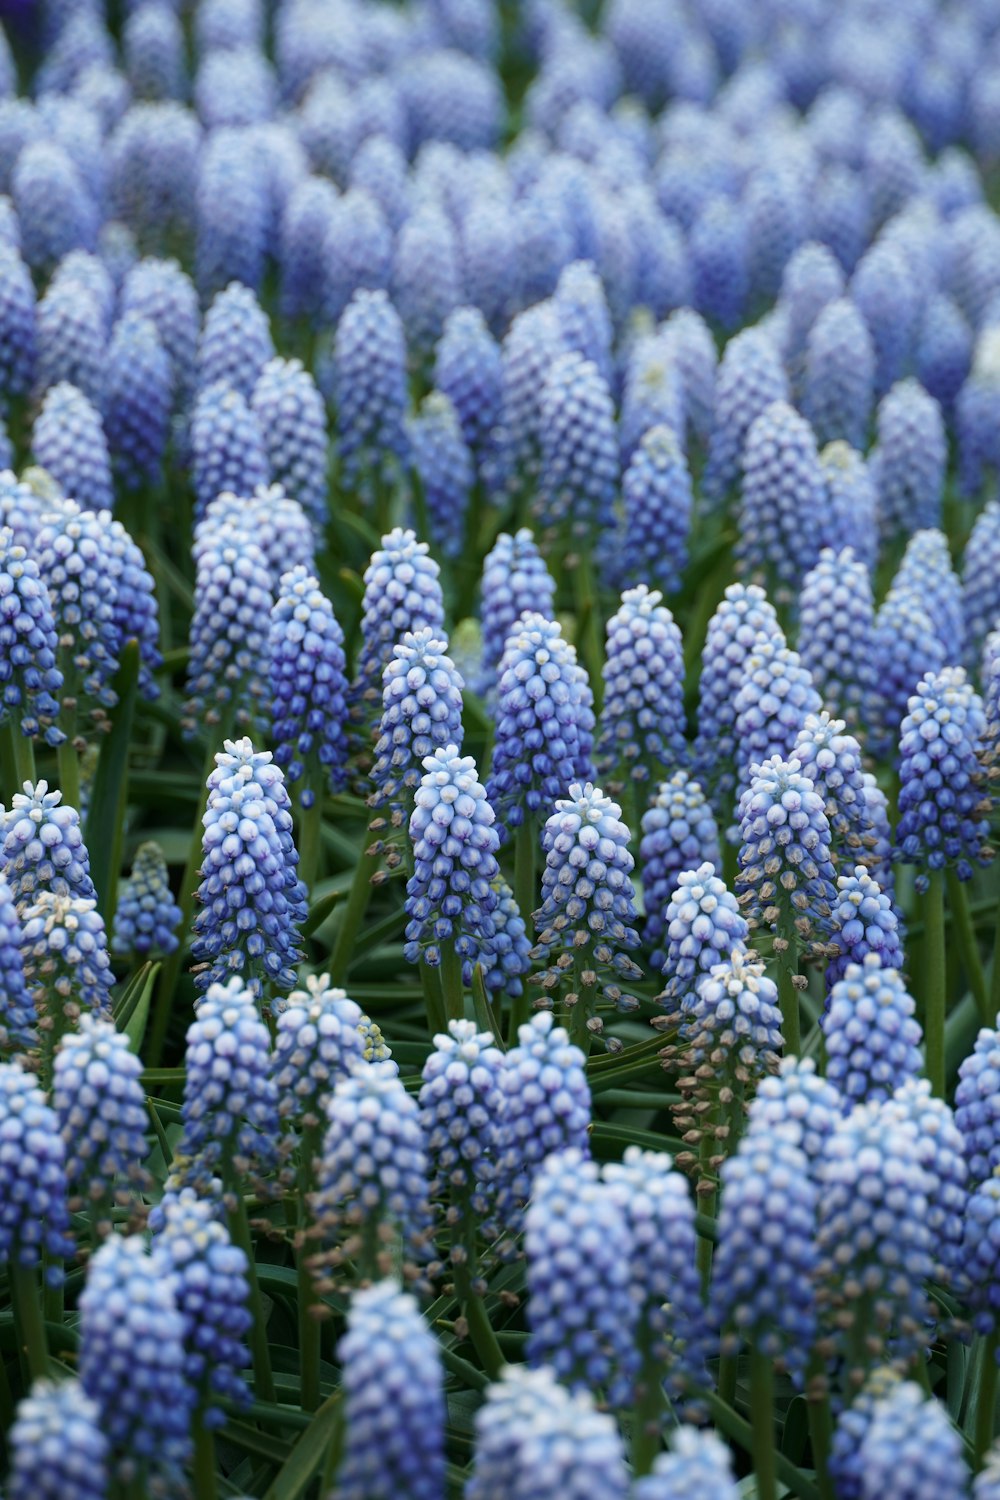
[0,1057,74,1270]
[153,1188,252,1426]
[1,780,96,908]
[604,1146,711,1408]
[819,441,879,569]
[534,350,618,538]
[402,48,501,149]
[657,862,749,1009]
[111,103,201,261]
[857,1381,969,1500]
[481,876,532,999]
[693,583,783,816]
[616,424,692,596]
[962,1173,1000,1336]
[478,528,556,698]
[492,301,568,501]
[78,1234,193,1481]
[851,241,920,399]
[712,1133,818,1383]
[182,529,273,739]
[689,196,749,333]
[732,637,822,800]
[124,1,186,100]
[191,737,306,1002]
[826,866,904,985]
[702,328,788,505]
[189,379,270,522]
[466,1364,629,1500]
[101,312,172,491]
[487,611,595,832]
[881,1079,968,1290]
[892,528,964,662]
[269,566,349,806]
[195,484,316,593]
[246,357,327,537]
[525,1148,638,1405]
[408,392,474,560]
[0,244,36,406]
[403,745,500,973]
[419,1018,506,1252]
[822,954,922,1107]
[778,241,846,376]
[0,873,32,1048]
[597,585,686,786]
[371,630,465,814]
[801,296,875,450]
[746,165,807,305]
[661,307,717,446]
[272,973,365,1129]
[958,365,1000,498]
[197,280,274,401]
[195,128,268,298]
[105,515,162,700]
[792,711,874,857]
[35,277,105,404]
[393,205,462,361]
[532,781,643,1030]
[8,1379,109,1500]
[633,1427,738,1500]
[797,547,878,731]
[279,176,338,322]
[496,1011,591,1229]
[349,528,445,734]
[553,259,614,390]
[745,1056,842,1169]
[895,666,990,890]
[120,255,199,410]
[963,501,1000,669]
[736,399,827,599]
[178,976,280,1185]
[0,531,64,746]
[12,140,96,277]
[52,1014,149,1210]
[828,1368,902,1500]
[618,334,684,467]
[312,1061,432,1268]
[639,773,721,971]
[21,892,113,1040]
[672,948,785,1073]
[113,840,181,957]
[870,378,947,541]
[957,1025,1000,1190]
[870,589,947,759]
[434,304,503,470]
[321,187,392,327]
[333,1281,445,1500]
[32,383,113,514]
[916,293,971,415]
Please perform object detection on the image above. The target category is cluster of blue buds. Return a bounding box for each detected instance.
[735,754,837,950]
[0,874,33,1049]
[596,585,687,787]
[8,1379,109,1500]
[112,840,181,957]
[956,1024,1000,1189]
[656,863,750,1013]
[617,424,692,597]
[801,296,874,450]
[408,392,473,560]
[35,500,120,719]
[826,866,904,986]
[871,378,947,541]
[0,780,96,908]
[534,350,617,537]
[736,399,826,599]
[797,548,878,732]
[792,712,873,858]
[634,1427,739,1499]
[702,328,789,505]
[268,566,350,808]
[349,527,445,733]
[639,773,721,971]
[371,630,465,814]
[857,1381,969,1499]
[732,638,823,799]
[0,1058,74,1272]
[0,529,64,746]
[182,526,273,739]
[251,355,328,534]
[52,1015,149,1215]
[191,738,306,1001]
[334,288,410,496]
[189,381,270,522]
[272,973,365,1131]
[478,528,556,697]
[21,892,114,1047]
[694,583,782,816]
[822,954,923,1108]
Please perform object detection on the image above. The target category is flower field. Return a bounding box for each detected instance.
[3,0,1000,1496]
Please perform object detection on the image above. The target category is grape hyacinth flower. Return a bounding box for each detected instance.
[195,485,315,593]
[191,738,306,1002]
[78,1235,192,1482]
[349,528,445,735]
[616,424,692,596]
[732,639,823,805]
[792,711,873,858]
[268,566,349,808]
[618,335,684,466]
[657,863,750,1011]
[332,1282,445,1500]
[0,530,65,748]
[702,327,789,506]
[857,1381,969,1500]
[822,954,923,1107]
[689,196,749,333]
[101,312,172,492]
[828,1367,902,1500]
[434,304,503,469]
[477,528,556,697]
[408,392,473,560]
[120,255,200,410]
[712,1132,818,1382]
[403,745,500,996]
[465,1364,629,1500]
[815,1099,934,1386]
[112,840,181,957]
[32,382,113,515]
[745,1056,842,1170]
[8,1379,109,1500]
[196,280,274,401]
[870,378,947,541]
[0,244,37,407]
[777,240,846,377]
[189,380,270,523]
[492,301,568,501]
[0,780,97,910]
[182,529,273,739]
[34,279,105,407]
[797,547,878,731]
[552,259,614,390]
[370,630,465,815]
[596,585,687,789]
[639,773,721,971]
[633,1427,739,1500]
[34,499,122,727]
[736,399,827,599]
[956,1026,1000,1190]
[0,873,33,1049]
[693,583,782,816]
[534,350,618,539]
[603,1146,711,1411]
[177,976,280,1188]
[321,187,393,327]
[250,355,328,534]
[963,501,1000,669]
[801,295,875,450]
[272,973,365,1131]
[52,1015,149,1218]
[531,781,643,1044]
[525,1148,638,1405]
[419,1018,506,1262]
[882,1079,967,1292]
[21,893,114,1053]
[0,1057,74,1272]
[661,306,717,447]
[891,528,964,663]
[392,205,461,364]
[961,1173,1000,1342]
[334,288,409,499]
[311,1062,432,1275]
[487,612,595,832]
[896,667,991,891]
[870,589,947,760]
[819,442,879,570]
[153,1188,252,1426]
[826,866,904,986]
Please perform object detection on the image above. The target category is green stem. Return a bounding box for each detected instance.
[149,733,222,1065]
[572,549,604,713]
[749,1350,778,1500]
[948,871,990,1025]
[193,1422,219,1500]
[440,944,465,1025]
[630,1356,667,1476]
[717,1351,738,1407]
[508,821,536,1043]
[806,1352,835,1500]
[226,1194,276,1406]
[328,834,376,986]
[319,1400,345,1494]
[10,1260,49,1383]
[297,794,324,895]
[976,1333,999,1469]
[421,962,446,1037]
[57,719,80,810]
[696,1128,717,1290]
[776,948,802,1057]
[298,1129,321,1414]
[704,1390,821,1500]
[453,1263,504,1380]
[0,721,34,794]
[925,872,947,1098]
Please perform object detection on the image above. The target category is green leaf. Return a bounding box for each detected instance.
[261,1391,342,1500]
[123,961,160,1054]
[113,960,157,1031]
[85,640,140,926]
[781,1395,809,1462]
[303,887,343,938]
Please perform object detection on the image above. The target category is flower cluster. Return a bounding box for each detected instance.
[370,630,465,812]
[268,566,350,806]
[112,840,181,957]
[272,975,366,1130]
[596,585,687,786]
[0,530,64,746]
[639,773,721,971]
[52,1015,149,1212]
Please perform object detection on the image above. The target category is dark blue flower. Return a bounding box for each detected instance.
[183,528,272,738]
[870,378,947,541]
[334,289,409,497]
[371,630,465,814]
[189,380,270,522]
[251,356,328,535]
[101,312,172,492]
[639,773,721,971]
[0,531,64,747]
[0,1057,74,1270]
[478,528,556,698]
[269,566,349,806]
[112,840,181,957]
[702,328,788,504]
